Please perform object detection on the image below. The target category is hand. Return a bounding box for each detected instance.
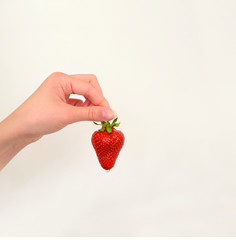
[4,72,116,140]
[0,72,116,170]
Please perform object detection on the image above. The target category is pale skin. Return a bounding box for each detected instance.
[0,72,116,171]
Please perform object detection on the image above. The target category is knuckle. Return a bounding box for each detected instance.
[88,74,97,80]
[47,72,68,89]
[49,72,64,80]
[88,108,97,121]
[85,83,94,97]
[89,74,99,85]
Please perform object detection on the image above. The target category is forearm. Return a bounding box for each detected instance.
[0,116,37,171]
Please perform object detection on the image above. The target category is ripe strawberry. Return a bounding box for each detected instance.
[91,118,125,170]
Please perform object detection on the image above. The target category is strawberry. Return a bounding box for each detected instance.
[91,118,125,170]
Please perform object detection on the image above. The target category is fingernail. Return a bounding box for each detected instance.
[102,109,116,121]
[113,110,118,118]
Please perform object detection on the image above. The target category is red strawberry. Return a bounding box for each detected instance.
[91,118,125,170]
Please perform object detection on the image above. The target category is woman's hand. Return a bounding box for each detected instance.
[5,72,115,139]
[0,72,115,170]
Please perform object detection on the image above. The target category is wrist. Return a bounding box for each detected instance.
[0,116,40,170]
[0,116,39,144]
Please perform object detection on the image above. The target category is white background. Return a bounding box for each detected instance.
[0,0,236,237]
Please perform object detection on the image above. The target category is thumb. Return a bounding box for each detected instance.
[66,105,116,123]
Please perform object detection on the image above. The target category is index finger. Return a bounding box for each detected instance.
[70,74,110,107]
[52,72,110,108]
[70,74,103,94]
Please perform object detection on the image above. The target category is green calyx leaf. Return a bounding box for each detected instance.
[106,126,112,133]
[112,118,118,125]
[94,117,121,133]
[99,126,106,132]
[110,117,120,128]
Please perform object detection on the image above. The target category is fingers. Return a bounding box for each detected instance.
[51,72,110,108]
[70,74,110,107]
[70,74,103,94]
[83,99,92,107]
[67,98,84,106]
[66,105,116,122]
